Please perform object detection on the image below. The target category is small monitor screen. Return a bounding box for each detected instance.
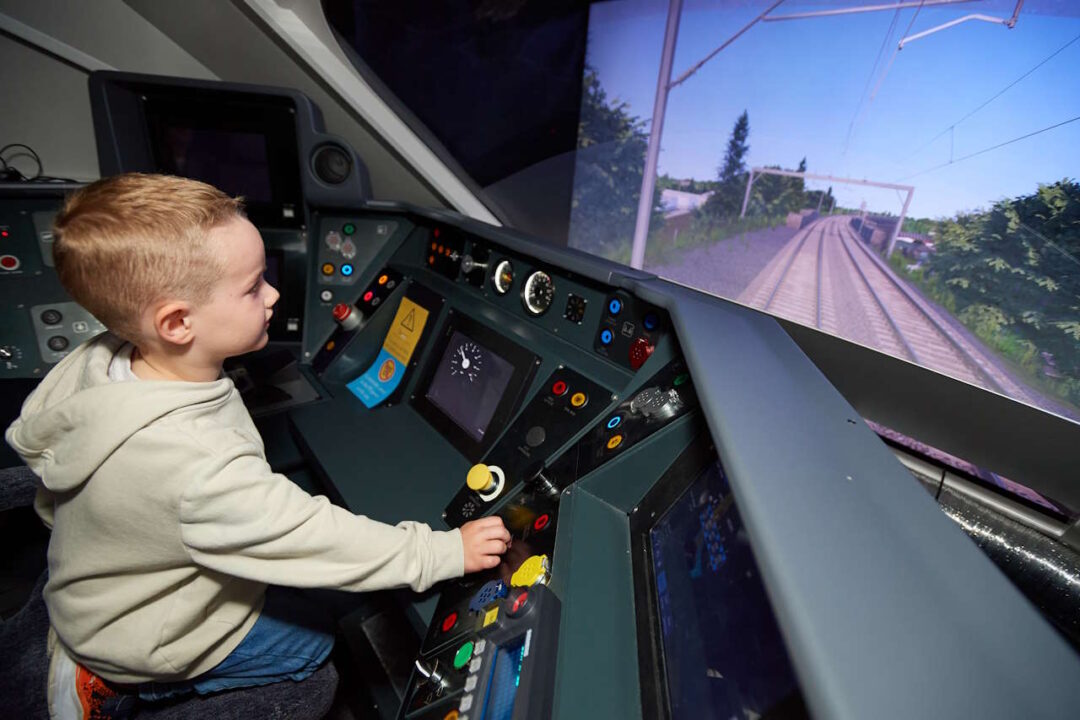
[651,461,803,719]
[155,126,273,203]
[483,634,527,720]
[425,331,515,442]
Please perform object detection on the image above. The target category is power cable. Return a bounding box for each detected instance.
[906,30,1080,159]
[869,0,927,103]
[900,113,1080,181]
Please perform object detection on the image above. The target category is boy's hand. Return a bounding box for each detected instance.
[461,516,511,573]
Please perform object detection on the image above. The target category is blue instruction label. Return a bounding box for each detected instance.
[346,348,404,408]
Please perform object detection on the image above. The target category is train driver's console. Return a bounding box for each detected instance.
[3,72,1079,720]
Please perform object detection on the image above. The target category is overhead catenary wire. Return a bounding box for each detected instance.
[906,30,1080,159]
[869,0,927,102]
[842,7,904,156]
[900,113,1080,181]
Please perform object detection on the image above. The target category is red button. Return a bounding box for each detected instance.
[441,612,458,632]
[332,303,351,321]
[363,290,374,302]
[533,514,550,531]
[0,255,18,270]
[628,337,655,370]
[551,380,568,396]
[510,591,529,615]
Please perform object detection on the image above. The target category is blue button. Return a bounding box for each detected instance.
[606,415,622,430]
[341,264,354,276]
[643,312,659,330]
[608,298,623,315]
[600,329,614,345]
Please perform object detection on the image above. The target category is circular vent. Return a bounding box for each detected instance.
[312,144,352,185]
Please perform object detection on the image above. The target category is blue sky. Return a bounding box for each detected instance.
[584,0,1080,219]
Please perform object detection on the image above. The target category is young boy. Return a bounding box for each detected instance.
[5,174,511,717]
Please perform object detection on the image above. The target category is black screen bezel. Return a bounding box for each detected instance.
[631,432,808,720]
[411,310,538,462]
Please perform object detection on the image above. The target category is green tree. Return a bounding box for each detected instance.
[568,67,662,261]
[705,110,750,219]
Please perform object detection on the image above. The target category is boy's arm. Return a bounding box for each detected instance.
[178,439,464,593]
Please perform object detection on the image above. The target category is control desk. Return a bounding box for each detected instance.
[4,71,1080,720]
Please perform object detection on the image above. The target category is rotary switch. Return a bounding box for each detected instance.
[630,386,683,421]
[511,554,550,587]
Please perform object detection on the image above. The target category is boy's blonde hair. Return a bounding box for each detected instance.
[53,173,245,343]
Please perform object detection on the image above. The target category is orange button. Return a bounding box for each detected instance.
[378,274,388,285]
[606,434,623,450]
[570,392,587,408]
[321,262,335,276]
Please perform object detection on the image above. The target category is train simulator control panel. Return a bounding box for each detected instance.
[3,71,1079,720]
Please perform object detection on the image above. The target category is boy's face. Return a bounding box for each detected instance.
[192,216,280,362]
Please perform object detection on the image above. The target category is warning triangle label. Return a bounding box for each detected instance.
[401,308,416,332]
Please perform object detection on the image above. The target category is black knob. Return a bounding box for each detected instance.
[41,309,63,326]
[47,335,69,352]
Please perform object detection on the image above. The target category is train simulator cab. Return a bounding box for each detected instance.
[2,1,1080,718]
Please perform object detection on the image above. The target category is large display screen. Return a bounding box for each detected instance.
[650,461,803,719]
[426,330,515,442]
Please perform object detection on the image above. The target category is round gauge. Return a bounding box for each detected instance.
[521,270,555,316]
[492,259,515,295]
[449,340,484,383]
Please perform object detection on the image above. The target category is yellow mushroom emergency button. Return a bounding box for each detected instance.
[511,554,550,587]
[467,463,496,493]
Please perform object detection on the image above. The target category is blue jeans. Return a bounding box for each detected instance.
[138,586,336,701]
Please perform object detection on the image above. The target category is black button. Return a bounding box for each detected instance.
[47,335,69,352]
[41,309,63,325]
[525,426,546,448]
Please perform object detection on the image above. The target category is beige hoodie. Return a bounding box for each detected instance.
[6,333,463,684]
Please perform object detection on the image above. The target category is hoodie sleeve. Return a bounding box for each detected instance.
[178,435,464,593]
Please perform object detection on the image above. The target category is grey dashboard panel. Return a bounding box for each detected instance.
[631,277,1080,719]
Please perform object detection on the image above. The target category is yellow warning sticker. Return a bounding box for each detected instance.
[383,298,428,365]
[483,607,499,628]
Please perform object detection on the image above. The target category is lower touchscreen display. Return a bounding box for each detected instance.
[426,330,515,442]
[650,461,804,719]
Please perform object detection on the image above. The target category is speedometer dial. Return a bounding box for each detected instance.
[522,270,555,316]
[492,259,514,295]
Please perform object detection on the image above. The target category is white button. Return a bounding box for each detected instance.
[468,657,482,673]
[459,694,473,712]
[474,639,486,655]
[325,231,342,249]
[464,675,477,692]
[341,240,357,259]
[319,290,333,302]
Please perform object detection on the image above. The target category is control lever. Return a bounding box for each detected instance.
[524,462,560,500]
[414,658,447,695]
[467,463,505,502]
[460,254,488,274]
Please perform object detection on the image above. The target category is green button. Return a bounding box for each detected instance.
[453,641,474,670]
[673,373,689,387]
[342,223,356,235]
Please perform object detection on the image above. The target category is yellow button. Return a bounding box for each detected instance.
[511,554,550,587]
[321,263,335,276]
[570,392,587,408]
[607,434,623,450]
[483,607,499,627]
[378,274,388,285]
[467,463,494,492]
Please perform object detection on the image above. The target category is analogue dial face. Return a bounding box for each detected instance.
[492,259,514,295]
[449,340,484,383]
[522,270,555,316]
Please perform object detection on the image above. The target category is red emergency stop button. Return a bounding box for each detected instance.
[332,303,351,322]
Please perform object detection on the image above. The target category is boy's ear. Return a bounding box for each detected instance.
[152,301,195,346]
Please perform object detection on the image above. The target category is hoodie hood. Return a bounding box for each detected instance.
[5,333,234,493]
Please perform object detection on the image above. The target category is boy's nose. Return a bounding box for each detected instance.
[267,285,280,307]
